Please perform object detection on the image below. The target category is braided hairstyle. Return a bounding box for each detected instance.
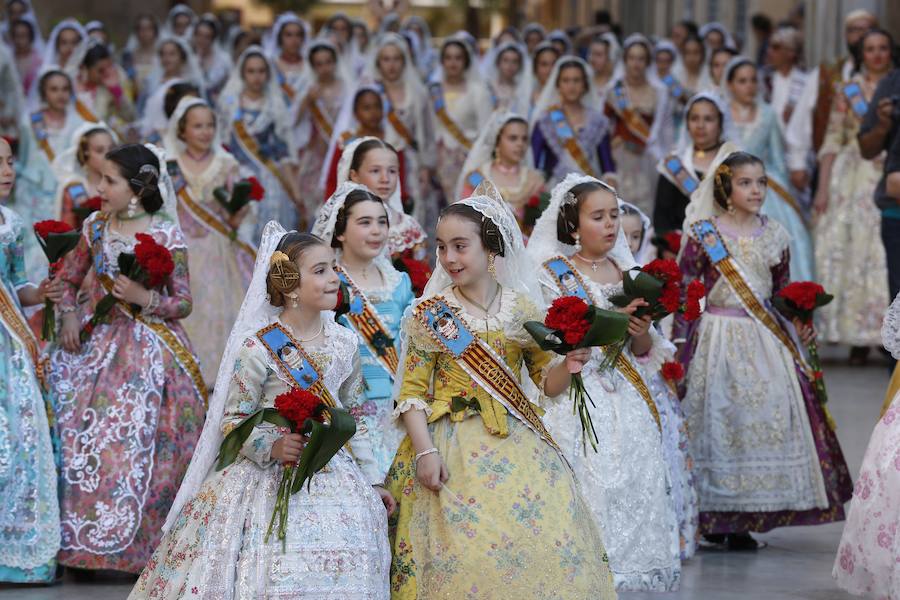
[440,203,505,257]
[266,232,327,307]
[712,151,765,210]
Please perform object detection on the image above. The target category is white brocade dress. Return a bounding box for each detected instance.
[541,272,682,592]
[128,320,390,599]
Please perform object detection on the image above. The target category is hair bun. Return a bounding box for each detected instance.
[268,254,300,293]
[130,164,160,199]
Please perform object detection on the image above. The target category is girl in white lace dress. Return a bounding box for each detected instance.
[129,224,394,599]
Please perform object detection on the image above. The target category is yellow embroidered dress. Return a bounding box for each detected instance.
[386,287,616,600]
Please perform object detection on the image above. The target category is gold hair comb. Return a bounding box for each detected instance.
[270,250,290,266]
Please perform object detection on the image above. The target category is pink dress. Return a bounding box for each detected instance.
[833,392,900,598]
[47,212,206,573]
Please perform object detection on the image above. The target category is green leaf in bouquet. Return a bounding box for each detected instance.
[815,292,834,309]
[290,406,357,493]
[228,181,253,213]
[622,269,664,305]
[578,307,630,348]
[40,231,81,262]
[524,321,568,353]
[216,408,293,471]
[213,185,231,207]
[117,252,136,276]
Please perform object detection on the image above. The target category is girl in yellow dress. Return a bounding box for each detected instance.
[386,184,616,599]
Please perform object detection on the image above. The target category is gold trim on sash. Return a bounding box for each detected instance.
[542,256,661,431]
[431,84,472,150]
[97,273,208,404]
[334,265,399,376]
[548,106,597,177]
[169,161,257,261]
[415,295,561,453]
[232,119,297,201]
[75,99,98,123]
[308,100,334,139]
[609,85,651,142]
[0,283,47,388]
[255,322,337,409]
[386,109,416,150]
[280,82,296,103]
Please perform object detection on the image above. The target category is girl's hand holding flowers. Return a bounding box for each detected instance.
[271,433,307,463]
[112,274,150,307]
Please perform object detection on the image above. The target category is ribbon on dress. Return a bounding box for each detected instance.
[415,295,561,453]
[547,106,598,177]
[74,99,98,123]
[30,111,55,162]
[166,159,257,261]
[609,81,651,142]
[308,99,334,140]
[429,82,472,150]
[276,68,296,103]
[542,256,661,431]
[334,265,399,376]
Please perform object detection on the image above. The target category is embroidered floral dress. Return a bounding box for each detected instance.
[128,319,391,599]
[47,211,206,573]
[173,152,255,387]
[386,287,616,600]
[0,205,60,583]
[337,261,413,476]
[814,73,889,346]
[674,216,852,535]
[539,265,682,591]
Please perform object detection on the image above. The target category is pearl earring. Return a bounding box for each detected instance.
[573,232,582,253]
[726,198,736,215]
[286,292,300,308]
[488,253,497,278]
[127,197,140,219]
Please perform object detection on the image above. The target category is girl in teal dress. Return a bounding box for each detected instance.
[0,137,60,584]
[312,181,413,476]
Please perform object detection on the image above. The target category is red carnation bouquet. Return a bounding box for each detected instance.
[660,360,685,394]
[651,230,682,259]
[215,387,357,549]
[72,196,103,224]
[774,281,834,406]
[213,176,265,217]
[603,259,705,370]
[521,191,550,236]
[525,296,630,451]
[80,233,174,342]
[33,220,80,341]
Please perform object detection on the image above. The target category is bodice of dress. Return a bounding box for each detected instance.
[395,287,554,438]
[175,152,242,240]
[239,108,289,160]
[219,318,382,484]
[705,217,790,310]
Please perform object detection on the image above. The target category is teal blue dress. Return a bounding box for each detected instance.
[0,205,59,583]
[337,261,414,477]
[733,102,815,281]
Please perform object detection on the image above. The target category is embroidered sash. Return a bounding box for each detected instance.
[30,111,55,162]
[610,81,651,142]
[415,295,561,453]
[232,113,296,201]
[547,106,598,177]
[308,99,334,139]
[429,82,472,150]
[63,181,89,213]
[660,74,684,100]
[661,154,700,196]
[89,214,208,403]
[276,69,296,103]
[542,256,661,431]
[0,281,46,388]
[74,99,98,123]
[166,160,257,261]
[255,322,337,408]
[334,265,399,376]
[690,219,813,379]
[841,81,868,118]
[377,83,418,151]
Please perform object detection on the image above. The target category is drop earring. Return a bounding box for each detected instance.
[488,253,496,278]
[726,198,736,215]
[573,232,582,253]
[127,197,140,219]
[285,292,300,309]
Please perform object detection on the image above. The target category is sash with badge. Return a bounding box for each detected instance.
[0,278,47,389]
[610,81,652,142]
[376,83,418,151]
[334,266,399,376]
[690,219,815,379]
[660,154,700,197]
[542,256,661,431]
[841,81,868,119]
[230,109,296,203]
[546,105,598,177]
[166,159,257,262]
[415,295,562,454]
[276,68,296,103]
[88,213,208,403]
[74,98,98,123]
[660,74,684,100]
[463,169,485,192]
[255,322,338,408]
[30,111,55,162]
[429,82,472,150]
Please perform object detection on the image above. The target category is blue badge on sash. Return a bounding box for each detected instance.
[429,83,445,111]
[90,219,106,274]
[544,258,590,301]
[661,74,684,99]
[68,183,88,203]
[466,170,484,189]
[665,156,699,193]
[549,108,574,139]
[691,220,729,263]
[843,82,868,118]
[613,82,629,111]
[30,112,47,140]
[258,326,320,390]
[421,299,475,358]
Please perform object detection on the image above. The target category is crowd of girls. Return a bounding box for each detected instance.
[0,5,898,599]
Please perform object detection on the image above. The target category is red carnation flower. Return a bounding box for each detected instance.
[545,296,591,346]
[247,177,265,202]
[643,258,681,284]
[777,281,825,312]
[661,361,685,382]
[34,219,74,239]
[526,195,540,208]
[663,231,682,254]
[399,256,431,297]
[683,280,706,321]
[274,389,325,430]
[134,232,174,287]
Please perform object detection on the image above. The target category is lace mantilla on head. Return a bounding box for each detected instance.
[882,292,900,360]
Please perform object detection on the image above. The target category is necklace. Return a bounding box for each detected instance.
[115,209,148,222]
[493,161,520,175]
[284,318,324,343]
[574,253,606,272]
[185,148,212,162]
[456,283,501,335]
[693,141,721,159]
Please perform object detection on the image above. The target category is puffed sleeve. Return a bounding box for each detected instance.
[220,336,282,468]
[391,314,439,418]
[340,348,386,485]
[510,294,563,396]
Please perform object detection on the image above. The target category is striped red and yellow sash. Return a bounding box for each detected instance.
[0,283,46,388]
[335,266,399,375]
[429,83,472,150]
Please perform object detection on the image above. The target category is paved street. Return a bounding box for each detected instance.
[2,347,892,600]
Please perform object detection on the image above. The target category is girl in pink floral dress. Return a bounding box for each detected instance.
[46,143,206,574]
